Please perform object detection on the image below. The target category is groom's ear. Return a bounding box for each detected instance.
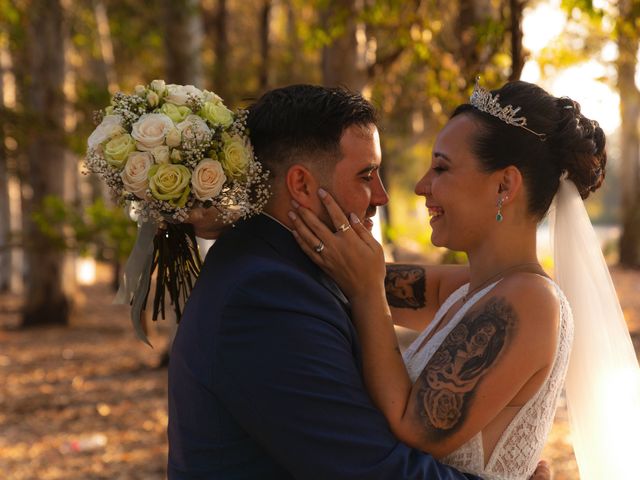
[286,164,319,208]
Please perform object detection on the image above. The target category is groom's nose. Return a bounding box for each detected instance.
[371,174,389,207]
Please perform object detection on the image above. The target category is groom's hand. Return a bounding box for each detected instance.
[186,206,231,239]
[529,460,552,480]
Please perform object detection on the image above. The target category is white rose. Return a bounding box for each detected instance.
[131,113,174,151]
[191,159,227,201]
[150,79,166,96]
[177,114,212,145]
[147,91,160,107]
[151,145,170,164]
[165,127,182,148]
[121,152,153,198]
[87,115,125,149]
[165,84,203,106]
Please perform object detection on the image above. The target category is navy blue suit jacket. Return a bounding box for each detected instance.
[168,214,480,479]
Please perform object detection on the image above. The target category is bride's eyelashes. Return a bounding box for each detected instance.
[415,297,517,440]
[384,265,426,310]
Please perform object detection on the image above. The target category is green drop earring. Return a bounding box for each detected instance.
[496,195,507,222]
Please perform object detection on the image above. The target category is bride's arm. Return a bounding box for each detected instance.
[289,192,558,458]
[386,263,469,331]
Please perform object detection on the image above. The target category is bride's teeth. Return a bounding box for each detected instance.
[428,207,444,217]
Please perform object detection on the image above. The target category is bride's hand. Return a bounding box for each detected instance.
[289,189,386,302]
[185,205,233,239]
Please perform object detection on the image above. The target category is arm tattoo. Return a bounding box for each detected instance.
[415,297,517,440]
[385,264,426,309]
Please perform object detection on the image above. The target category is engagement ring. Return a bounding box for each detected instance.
[314,241,325,253]
[336,223,351,233]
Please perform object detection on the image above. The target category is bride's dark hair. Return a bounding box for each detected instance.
[452,81,607,220]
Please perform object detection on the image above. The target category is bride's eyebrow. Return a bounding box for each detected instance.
[432,152,451,163]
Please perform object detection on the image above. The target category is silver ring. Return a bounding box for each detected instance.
[314,241,325,253]
[335,223,351,233]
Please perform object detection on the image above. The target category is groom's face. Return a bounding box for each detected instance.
[323,124,388,231]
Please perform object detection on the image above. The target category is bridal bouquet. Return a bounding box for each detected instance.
[85,80,269,344]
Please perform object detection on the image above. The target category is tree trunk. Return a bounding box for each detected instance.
[508,0,525,81]
[212,0,229,96]
[258,0,272,92]
[22,0,70,326]
[321,0,367,91]
[0,41,9,293]
[162,0,204,86]
[93,0,119,94]
[616,1,640,267]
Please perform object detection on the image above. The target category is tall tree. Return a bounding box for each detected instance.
[22,0,70,326]
[258,0,272,91]
[508,0,525,81]
[617,0,640,267]
[0,32,9,292]
[320,0,367,91]
[162,0,204,86]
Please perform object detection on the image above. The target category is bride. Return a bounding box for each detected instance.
[289,80,640,479]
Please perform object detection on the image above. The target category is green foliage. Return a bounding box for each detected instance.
[32,196,137,260]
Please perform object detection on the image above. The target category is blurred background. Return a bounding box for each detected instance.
[0,0,639,478]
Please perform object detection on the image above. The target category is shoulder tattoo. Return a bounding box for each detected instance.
[415,297,517,440]
[385,264,426,310]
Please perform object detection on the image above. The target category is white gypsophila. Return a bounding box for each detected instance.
[191,159,226,201]
[121,151,153,199]
[177,114,212,146]
[88,115,125,149]
[131,113,174,151]
[165,84,204,106]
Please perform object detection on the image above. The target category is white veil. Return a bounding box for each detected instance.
[548,177,640,479]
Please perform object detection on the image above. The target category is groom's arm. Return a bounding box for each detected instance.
[214,266,479,480]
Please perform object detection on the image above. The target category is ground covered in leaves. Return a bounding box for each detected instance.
[1,264,639,479]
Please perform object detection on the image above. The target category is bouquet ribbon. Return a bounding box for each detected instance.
[114,220,157,345]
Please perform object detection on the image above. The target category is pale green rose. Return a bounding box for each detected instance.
[147,91,160,108]
[191,159,226,201]
[221,134,252,181]
[170,149,182,163]
[150,79,167,96]
[104,106,115,115]
[121,152,153,198]
[160,103,192,123]
[148,164,191,207]
[200,101,233,127]
[134,84,146,96]
[104,134,136,169]
[165,127,182,148]
[202,90,223,104]
[151,145,170,164]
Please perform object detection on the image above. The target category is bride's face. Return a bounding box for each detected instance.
[414,114,501,251]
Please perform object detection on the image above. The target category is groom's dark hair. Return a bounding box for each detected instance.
[246,84,378,181]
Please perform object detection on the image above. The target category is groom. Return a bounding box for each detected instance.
[167,85,546,479]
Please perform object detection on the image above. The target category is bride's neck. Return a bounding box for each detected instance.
[466,224,541,290]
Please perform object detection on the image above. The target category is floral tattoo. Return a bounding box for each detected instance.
[385,264,426,309]
[416,297,517,439]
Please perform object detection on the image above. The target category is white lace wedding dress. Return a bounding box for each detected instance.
[402,278,573,480]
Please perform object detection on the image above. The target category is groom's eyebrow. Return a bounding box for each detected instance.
[357,164,378,175]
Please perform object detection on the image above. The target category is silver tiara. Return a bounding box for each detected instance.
[469,78,547,141]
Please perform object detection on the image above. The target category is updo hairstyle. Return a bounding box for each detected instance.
[452,81,607,220]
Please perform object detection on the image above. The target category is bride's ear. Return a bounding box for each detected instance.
[285,164,319,208]
[497,166,523,202]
